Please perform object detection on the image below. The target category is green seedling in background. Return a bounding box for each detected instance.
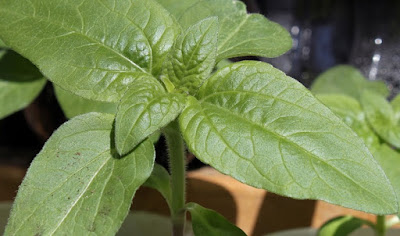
[312,65,400,236]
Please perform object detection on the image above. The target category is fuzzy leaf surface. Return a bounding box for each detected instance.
[164,17,218,94]
[0,0,179,102]
[178,0,292,61]
[154,0,198,19]
[186,202,246,236]
[115,78,186,155]
[54,85,117,119]
[373,144,400,215]
[0,49,46,119]
[361,92,400,148]
[180,61,397,214]
[311,65,389,100]
[318,216,367,236]
[317,94,380,153]
[5,113,155,236]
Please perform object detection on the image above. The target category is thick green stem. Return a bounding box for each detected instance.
[376,215,386,236]
[164,120,186,236]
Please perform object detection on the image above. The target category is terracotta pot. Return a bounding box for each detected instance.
[0,165,397,236]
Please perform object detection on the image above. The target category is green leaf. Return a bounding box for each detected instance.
[318,215,368,236]
[391,94,400,123]
[361,92,400,148]
[115,78,186,155]
[54,85,117,119]
[0,49,46,119]
[0,0,179,102]
[0,38,6,48]
[311,65,389,100]
[215,59,233,71]
[164,17,218,94]
[143,164,172,208]
[178,0,292,61]
[180,61,397,214]
[154,0,198,19]
[316,94,380,153]
[373,144,400,215]
[5,113,155,236]
[364,80,389,98]
[186,202,246,236]
[148,131,162,144]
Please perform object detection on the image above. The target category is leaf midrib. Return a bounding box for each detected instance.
[198,100,394,210]
[217,15,247,54]
[0,9,150,75]
[12,150,110,234]
[49,154,111,235]
[200,90,336,124]
[119,92,178,152]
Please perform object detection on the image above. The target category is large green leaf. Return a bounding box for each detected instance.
[180,61,397,214]
[0,0,179,102]
[5,113,155,236]
[361,92,400,149]
[373,144,400,215]
[163,17,218,94]
[311,65,389,100]
[178,0,292,61]
[54,85,117,119]
[115,78,186,155]
[0,49,46,119]
[154,0,198,19]
[318,215,369,236]
[186,202,246,236]
[316,94,380,153]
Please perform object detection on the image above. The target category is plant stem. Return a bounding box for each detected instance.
[376,215,386,236]
[164,120,186,236]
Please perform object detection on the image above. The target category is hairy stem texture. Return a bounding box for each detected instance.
[164,120,186,236]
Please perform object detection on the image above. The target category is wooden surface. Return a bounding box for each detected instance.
[0,165,392,236]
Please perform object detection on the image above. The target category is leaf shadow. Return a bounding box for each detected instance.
[0,49,43,83]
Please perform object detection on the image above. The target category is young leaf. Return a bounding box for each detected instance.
[311,65,389,100]
[178,0,292,61]
[0,0,179,102]
[180,61,397,214]
[54,85,117,119]
[316,94,380,153]
[186,202,246,236]
[361,92,400,149]
[5,113,155,236]
[0,49,46,119]
[373,144,400,215]
[318,215,369,236]
[163,17,218,94]
[143,163,172,208]
[115,78,186,155]
[391,94,400,123]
